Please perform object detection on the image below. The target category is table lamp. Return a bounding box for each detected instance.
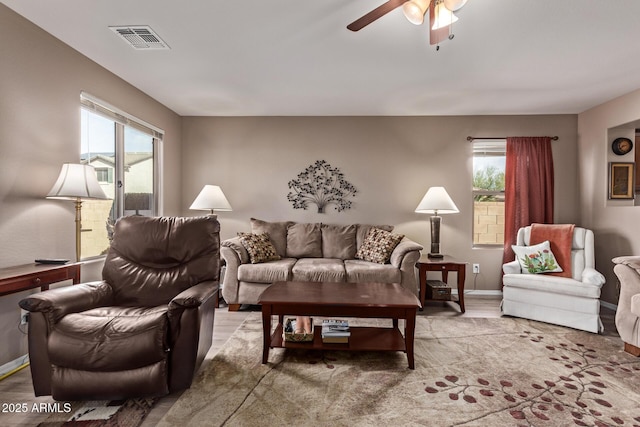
[415,186,459,258]
[47,163,109,262]
[189,185,232,214]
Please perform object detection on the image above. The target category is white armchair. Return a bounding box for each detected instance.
[502,226,605,333]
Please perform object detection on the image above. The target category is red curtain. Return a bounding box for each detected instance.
[502,137,554,265]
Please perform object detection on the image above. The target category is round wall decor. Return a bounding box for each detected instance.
[612,137,633,155]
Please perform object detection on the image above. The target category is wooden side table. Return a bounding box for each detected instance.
[0,263,81,297]
[416,255,467,313]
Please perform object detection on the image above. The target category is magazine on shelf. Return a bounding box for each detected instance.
[321,319,350,339]
[322,335,349,344]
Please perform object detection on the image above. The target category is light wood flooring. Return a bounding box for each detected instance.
[0,296,618,427]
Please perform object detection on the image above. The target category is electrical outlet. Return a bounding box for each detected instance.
[472,264,480,274]
[20,309,29,325]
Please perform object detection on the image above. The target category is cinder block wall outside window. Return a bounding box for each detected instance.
[474,201,504,245]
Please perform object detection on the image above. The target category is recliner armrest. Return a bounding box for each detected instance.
[19,281,114,324]
[166,281,218,391]
[503,260,521,275]
[169,281,219,311]
[167,281,219,343]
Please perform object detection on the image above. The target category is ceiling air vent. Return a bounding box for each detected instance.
[109,26,170,50]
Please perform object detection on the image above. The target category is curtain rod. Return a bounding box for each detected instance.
[467,136,559,141]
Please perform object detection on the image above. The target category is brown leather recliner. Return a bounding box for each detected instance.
[19,216,220,401]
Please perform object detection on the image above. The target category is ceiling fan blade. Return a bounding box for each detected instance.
[347,0,407,32]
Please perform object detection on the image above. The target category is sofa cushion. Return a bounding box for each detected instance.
[356,224,394,250]
[49,306,169,371]
[238,232,281,264]
[238,258,296,283]
[286,223,322,258]
[502,274,601,299]
[529,223,574,278]
[344,260,401,284]
[356,227,404,264]
[321,224,357,260]
[292,258,346,282]
[250,218,292,258]
[512,240,563,274]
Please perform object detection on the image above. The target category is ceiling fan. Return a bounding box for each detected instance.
[347,0,468,46]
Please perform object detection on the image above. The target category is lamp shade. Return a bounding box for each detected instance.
[403,0,431,25]
[189,185,232,212]
[415,186,459,214]
[47,163,108,200]
[443,0,467,11]
[432,1,458,30]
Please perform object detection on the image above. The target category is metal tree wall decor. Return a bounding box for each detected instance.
[287,160,357,213]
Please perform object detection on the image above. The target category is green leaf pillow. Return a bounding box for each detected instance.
[512,240,563,274]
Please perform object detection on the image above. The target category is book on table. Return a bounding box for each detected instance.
[321,319,350,343]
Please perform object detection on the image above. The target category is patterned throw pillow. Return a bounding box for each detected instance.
[355,227,404,264]
[238,232,281,264]
[512,240,563,274]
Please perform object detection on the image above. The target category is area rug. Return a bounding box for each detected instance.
[38,397,156,427]
[157,314,640,427]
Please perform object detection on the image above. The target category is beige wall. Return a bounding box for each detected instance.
[181,114,579,292]
[577,87,640,305]
[0,5,182,366]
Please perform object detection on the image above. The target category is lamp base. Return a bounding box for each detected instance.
[428,215,443,259]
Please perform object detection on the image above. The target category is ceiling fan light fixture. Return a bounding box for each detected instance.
[403,0,431,25]
[443,0,468,12]
[432,0,458,30]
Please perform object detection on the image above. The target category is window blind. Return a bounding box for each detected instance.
[473,139,505,156]
[80,92,164,140]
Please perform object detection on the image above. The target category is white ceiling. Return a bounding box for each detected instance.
[4,0,640,116]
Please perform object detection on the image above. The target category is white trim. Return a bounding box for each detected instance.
[0,354,29,377]
[600,300,617,311]
[154,136,164,216]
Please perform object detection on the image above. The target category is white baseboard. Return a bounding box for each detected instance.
[0,354,29,377]
[452,289,503,296]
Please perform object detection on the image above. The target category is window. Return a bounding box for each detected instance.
[80,93,163,259]
[472,139,506,246]
[95,167,113,183]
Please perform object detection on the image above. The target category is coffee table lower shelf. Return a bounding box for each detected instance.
[270,324,407,352]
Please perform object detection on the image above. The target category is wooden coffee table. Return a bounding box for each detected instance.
[258,281,421,369]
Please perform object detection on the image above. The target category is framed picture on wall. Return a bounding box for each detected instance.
[609,162,635,199]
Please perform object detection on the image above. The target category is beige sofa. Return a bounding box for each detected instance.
[612,256,640,356]
[221,218,423,311]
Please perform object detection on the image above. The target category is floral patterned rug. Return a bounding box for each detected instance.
[38,398,156,427]
[158,314,640,427]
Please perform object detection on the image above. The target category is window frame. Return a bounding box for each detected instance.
[472,139,506,248]
[80,92,164,259]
